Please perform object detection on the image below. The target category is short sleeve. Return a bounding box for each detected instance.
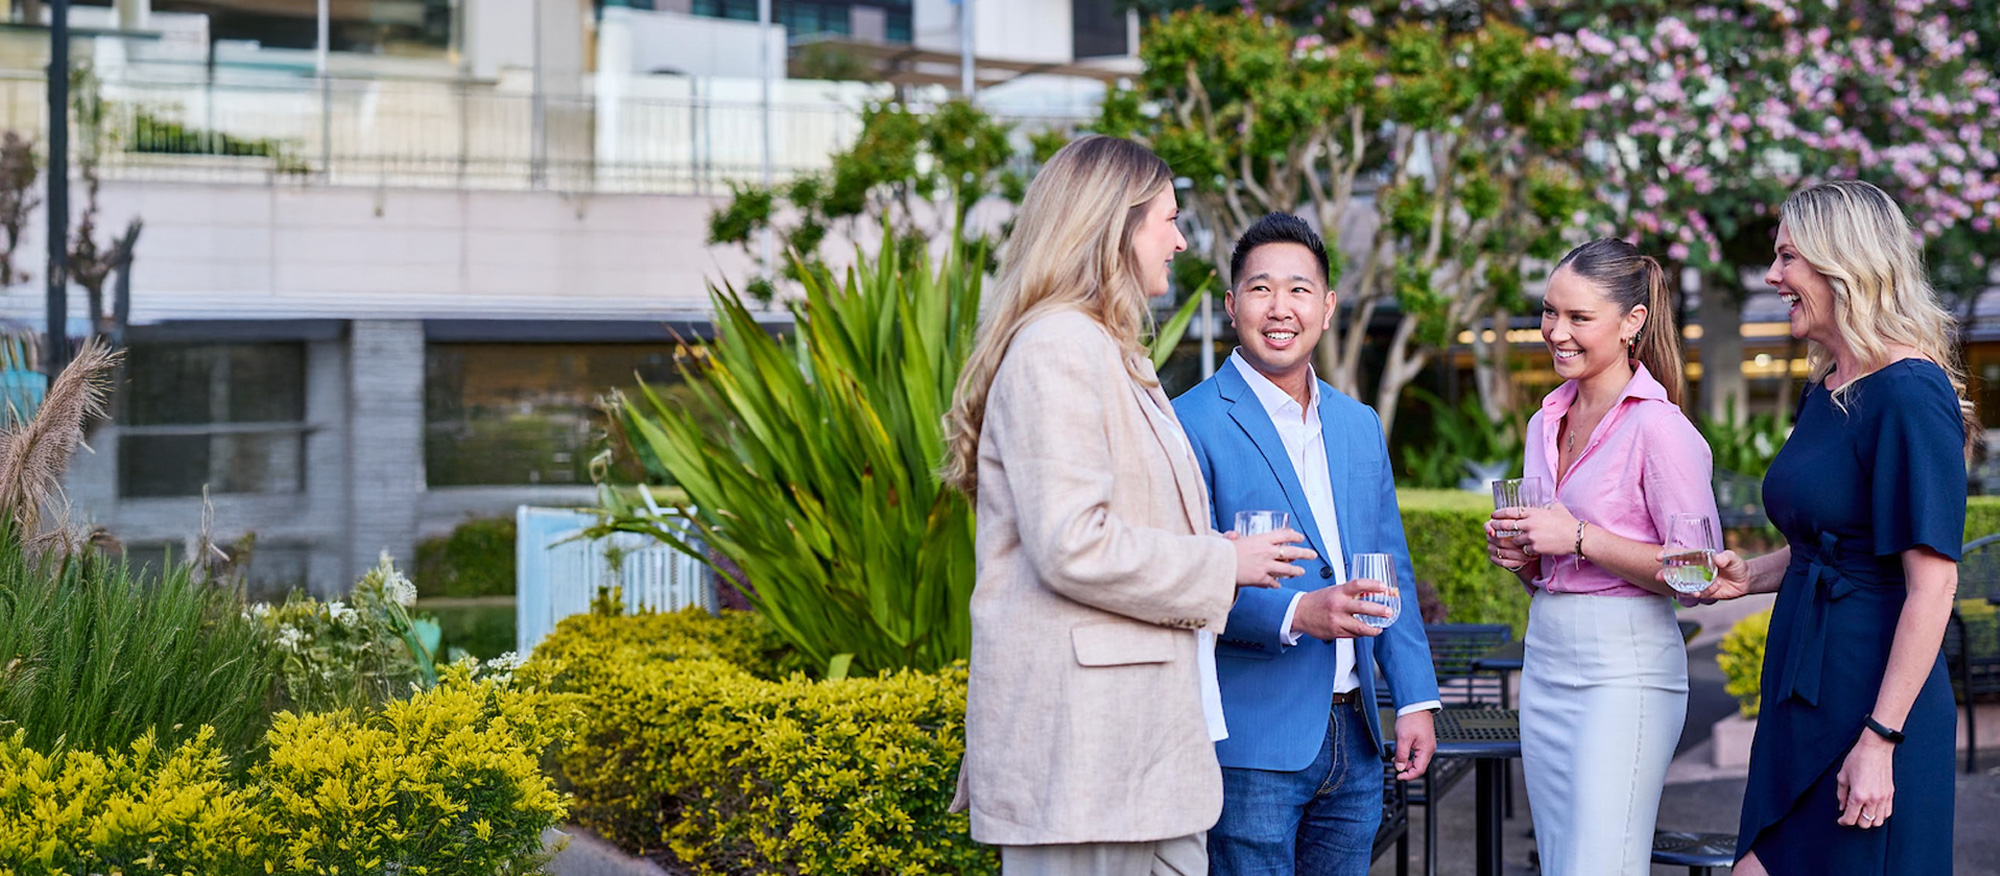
[1866,366,1967,560]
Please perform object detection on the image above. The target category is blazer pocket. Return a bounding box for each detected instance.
[1071,621,1179,667]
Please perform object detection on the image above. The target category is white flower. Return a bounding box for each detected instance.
[385,573,418,608]
[326,601,358,627]
[276,627,304,651]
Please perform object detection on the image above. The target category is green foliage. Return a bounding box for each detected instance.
[1967,496,2000,545]
[0,543,274,758]
[1696,402,1792,480]
[1397,387,1526,489]
[1718,608,1774,719]
[597,243,981,677]
[422,600,518,662]
[709,100,1029,290]
[522,609,993,876]
[256,663,572,876]
[1398,489,1530,634]
[0,665,571,876]
[1107,5,1586,435]
[416,516,518,598]
[246,555,438,715]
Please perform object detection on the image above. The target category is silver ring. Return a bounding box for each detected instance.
[1862,814,1875,823]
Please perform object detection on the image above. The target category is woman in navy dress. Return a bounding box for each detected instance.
[1691,180,1974,875]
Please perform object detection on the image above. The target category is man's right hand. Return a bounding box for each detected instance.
[1290,580,1392,640]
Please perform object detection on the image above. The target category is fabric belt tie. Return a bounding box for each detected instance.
[1773,532,1883,708]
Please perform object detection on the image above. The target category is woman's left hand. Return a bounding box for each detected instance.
[1835,734,1896,829]
[1489,503,1581,559]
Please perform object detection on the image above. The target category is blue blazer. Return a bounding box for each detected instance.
[1174,363,1440,772]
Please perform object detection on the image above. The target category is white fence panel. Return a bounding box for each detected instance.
[515,505,714,656]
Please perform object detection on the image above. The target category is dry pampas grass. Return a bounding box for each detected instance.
[0,338,120,554]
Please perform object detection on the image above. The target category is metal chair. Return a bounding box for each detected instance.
[1373,761,1411,876]
[1946,533,2000,772]
[1651,830,1737,875]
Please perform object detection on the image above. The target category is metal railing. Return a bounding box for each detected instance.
[0,71,1093,195]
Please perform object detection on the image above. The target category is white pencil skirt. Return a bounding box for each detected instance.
[1519,589,1688,876]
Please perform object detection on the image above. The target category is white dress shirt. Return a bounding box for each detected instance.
[1229,353,1441,718]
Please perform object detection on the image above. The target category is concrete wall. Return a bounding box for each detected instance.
[0,180,750,325]
[604,7,787,80]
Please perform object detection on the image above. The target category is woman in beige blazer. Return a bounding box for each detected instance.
[942,135,1313,875]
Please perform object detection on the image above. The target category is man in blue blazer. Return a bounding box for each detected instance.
[1174,213,1442,876]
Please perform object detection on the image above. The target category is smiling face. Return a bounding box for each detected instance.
[1226,242,1335,379]
[1765,220,1840,345]
[1129,186,1188,298]
[1541,266,1646,383]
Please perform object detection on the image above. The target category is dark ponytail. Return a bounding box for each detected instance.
[1552,238,1687,407]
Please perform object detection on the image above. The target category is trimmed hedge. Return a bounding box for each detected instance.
[522,610,992,876]
[1398,488,1528,634]
[415,516,517,598]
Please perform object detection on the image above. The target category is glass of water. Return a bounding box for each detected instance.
[1491,476,1548,538]
[1350,552,1401,629]
[1234,510,1290,537]
[1663,513,1720,594]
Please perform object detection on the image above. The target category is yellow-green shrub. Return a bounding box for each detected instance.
[525,609,993,876]
[258,663,576,875]
[0,666,574,876]
[1719,608,1773,718]
[0,727,263,876]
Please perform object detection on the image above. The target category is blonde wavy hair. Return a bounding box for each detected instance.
[1781,179,1977,444]
[940,135,1174,499]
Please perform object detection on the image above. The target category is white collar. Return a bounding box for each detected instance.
[1228,350,1319,425]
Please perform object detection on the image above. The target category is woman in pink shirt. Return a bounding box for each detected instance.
[1485,238,1721,875]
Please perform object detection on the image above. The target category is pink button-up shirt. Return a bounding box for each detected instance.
[1525,364,1720,598]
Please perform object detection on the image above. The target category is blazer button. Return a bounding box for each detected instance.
[1320,566,1334,579]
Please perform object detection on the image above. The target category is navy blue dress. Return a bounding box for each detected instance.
[1737,360,1964,874]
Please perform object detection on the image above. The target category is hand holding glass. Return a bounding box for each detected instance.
[1491,477,1548,538]
[1662,513,1720,595]
[1350,552,1401,629]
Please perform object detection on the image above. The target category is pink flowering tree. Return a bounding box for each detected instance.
[1097,4,1588,439]
[1536,0,2000,417]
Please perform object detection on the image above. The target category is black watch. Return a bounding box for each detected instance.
[1862,715,1906,745]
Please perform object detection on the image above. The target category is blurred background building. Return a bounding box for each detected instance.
[0,0,1131,595]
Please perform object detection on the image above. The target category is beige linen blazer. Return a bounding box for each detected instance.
[952,309,1237,846]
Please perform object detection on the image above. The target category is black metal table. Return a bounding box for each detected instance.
[1431,708,1520,876]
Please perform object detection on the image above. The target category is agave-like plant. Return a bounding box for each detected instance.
[600,241,1207,676]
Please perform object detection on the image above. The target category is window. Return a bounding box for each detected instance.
[1072,0,1129,58]
[149,0,453,55]
[691,1,907,40]
[425,343,692,487]
[118,343,308,498]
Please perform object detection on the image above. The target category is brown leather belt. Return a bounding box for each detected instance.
[1328,690,1357,705]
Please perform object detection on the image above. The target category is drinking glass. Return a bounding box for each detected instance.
[1663,513,1720,595]
[1350,552,1401,629]
[1491,476,1548,538]
[1234,510,1290,537]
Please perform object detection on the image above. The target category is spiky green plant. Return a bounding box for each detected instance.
[599,241,1203,676]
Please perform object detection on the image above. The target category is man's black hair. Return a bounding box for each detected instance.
[1228,212,1331,289]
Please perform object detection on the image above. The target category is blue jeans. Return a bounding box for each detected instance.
[1208,700,1382,876]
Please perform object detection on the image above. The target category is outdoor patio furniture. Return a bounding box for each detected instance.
[1947,533,2000,772]
[1428,623,1516,707]
[1374,761,1412,876]
[1431,708,1522,876]
[1650,829,1737,874]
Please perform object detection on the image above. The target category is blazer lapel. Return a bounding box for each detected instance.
[1318,390,1359,562]
[1217,365,1329,562]
[1127,366,1210,533]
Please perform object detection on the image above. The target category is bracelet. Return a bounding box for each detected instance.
[1573,521,1588,568]
[1863,715,1906,745]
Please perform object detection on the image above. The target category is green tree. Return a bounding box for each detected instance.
[1096,6,1585,438]
[708,100,1038,303]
